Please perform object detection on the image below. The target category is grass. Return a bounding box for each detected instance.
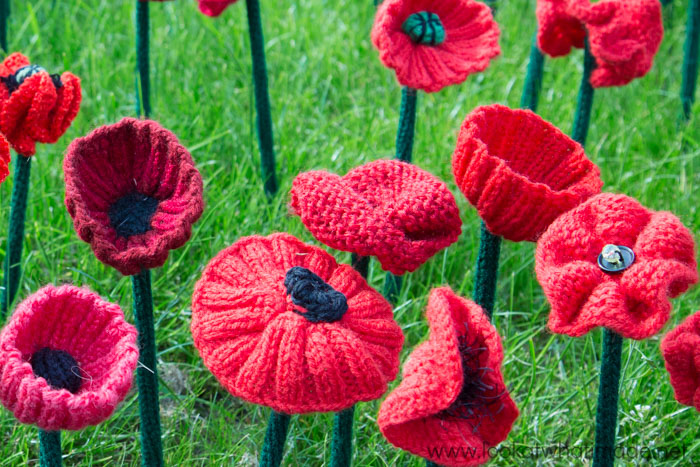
[0,0,699,465]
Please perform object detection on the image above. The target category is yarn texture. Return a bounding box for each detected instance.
[378,287,518,467]
[452,104,602,242]
[660,311,700,411]
[0,285,139,431]
[64,118,204,276]
[536,193,698,340]
[191,233,404,414]
[0,132,9,183]
[372,0,500,93]
[290,160,462,275]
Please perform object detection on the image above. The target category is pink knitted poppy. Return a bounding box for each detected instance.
[660,311,700,411]
[378,287,518,466]
[536,193,698,340]
[0,285,138,431]
[290,160,462,275]
[197,0,238,16]
[64,118,204,276]
[371,0,500,93]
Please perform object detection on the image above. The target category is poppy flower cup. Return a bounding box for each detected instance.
[372,0,500,93]
[197,0,238,16]
[191,233,405,414]
[453,105,603,243]
[290,160,462,275]
[0,285,139,431]
[0,53,82,156]
[378,287,518,466]
[64,118,204,276]
[661,311,700,411]
[536,193,698,340]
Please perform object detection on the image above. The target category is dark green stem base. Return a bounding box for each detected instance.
[592,329,623,467]
[571,39,596,147]
[1,155,32,320]
[681,0,699,120]
[136,0,151,117]
[396,87,418,162]
[351,254,369,279]
[472,222,501,321]
[259,411,291,467]
[520,33,545,112]
[39,430,61,467]
[132,269,163,467]
[425,461,440,467]
[330,405,355,467]
[0,0,8,51]
[383,273,403,305]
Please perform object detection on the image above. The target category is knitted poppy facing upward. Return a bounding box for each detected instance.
[453,105,602,242]
[0,53,82,156]
[191,233,404,414]
[536,193,698,340]
[0,285,139,431]
[661,311,700,411]
[371,0,500,93]
[290,160,462,275]
[378,287,518,466]
[0,133,9,183]
[64,118,204,276]
[197,0,237,16]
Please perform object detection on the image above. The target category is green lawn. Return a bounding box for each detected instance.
[0,0,699,465]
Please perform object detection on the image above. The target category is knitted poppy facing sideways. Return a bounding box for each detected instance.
[191,233,404,414]
[0,285,139,431]
[0,133,9,184]
[536,0,663,87]
[290,160,462,275]
[536,193,698,340]
[661,312,700,411]
[371,0,500,93]
[0,53,82,156]
[197,0,237,17]
[378,287,518,467]
[453,105,602,242]
[64,118,204,276]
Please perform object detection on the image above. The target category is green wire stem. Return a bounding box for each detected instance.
[521,33,545,112]
[0,0,8,51]
[39,430,61,467]
[571,38,596,147]
[136,0,151,117]
[259,411,291,467]
[592,330,623,467]
[330,405,355,467]
[681,0,699,120]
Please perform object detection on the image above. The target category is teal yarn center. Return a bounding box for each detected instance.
[402,12,446,46]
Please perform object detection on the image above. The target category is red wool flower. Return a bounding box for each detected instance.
[452,105,602,242]
[0,285,139,431]
[661,312,700,411]
[290,159,462,275]
[536,193,698,340]
[378,287,518,466]
[197,0,238,17]
[0,53,82,156]
[191,233,404,414]
[371,0,500,93]
[64,118,204,276]
[0,133,9,184]
[536,0,663,87]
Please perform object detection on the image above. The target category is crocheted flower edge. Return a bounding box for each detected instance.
[660,311,700,410]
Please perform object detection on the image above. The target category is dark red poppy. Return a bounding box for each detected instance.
[0,53,82,156]
[191,233,404,414]
[290,160,462,275]
[0,133,9,184]
[64,118,204,276]
[452,104,602,242]
[378,287,518,466]
[197,0,238,16]
[661,311,700,411]
[536,193,698,340]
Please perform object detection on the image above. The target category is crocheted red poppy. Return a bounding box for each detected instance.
[378,287,518,466]
[197,0,237,16]
[452,105,602,242]
[290,160,462,275]
[191,233,404,414]
[536,0,663,87]
[0,53,82,156]
[0,285,138,431]
[536,193,698,340]
[371,0,500,93]
[0,133,9,184]
[661,312,700,411]
[64,118,204,276]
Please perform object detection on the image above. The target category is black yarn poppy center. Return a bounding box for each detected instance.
[284,266,348,323]
[109,192,159,238]
[1,65,63,95]
[31,347,82,394]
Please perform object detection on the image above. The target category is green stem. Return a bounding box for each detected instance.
[592,329,623,467]
[520,33,545,112]
[0,0,8,51]
[132,269,163,467]
[571,38,596,147]
[259,411,291,467]
[1,155,32,320]
[472,222,501,321]
[383,273,402,305]
[425,461,440,467]
[330,405,355,467]
[681,0,699,121]
[39,430,61,467]
[245,0,278,198]
[351,254,369,279]
[136,0,151,118]
[396,87,418,163]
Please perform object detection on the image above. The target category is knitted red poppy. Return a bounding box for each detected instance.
[452,105,602,242]
[378,287,518,466]
[661,312,700,411]
[0,53,82,156]
[0,133,9,184]
[536,0,663,87]
[197,0,238,16]
[371,0,500,93]
[0,285,139,431]
[191,233,404,414]
[290,160,462,275]
[64,118,204,276]
[536,193,698,340]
